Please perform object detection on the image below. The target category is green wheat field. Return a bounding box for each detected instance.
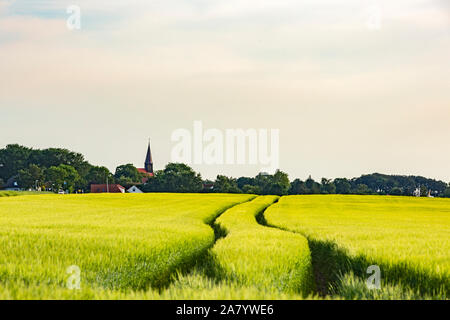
[0,192,448,299]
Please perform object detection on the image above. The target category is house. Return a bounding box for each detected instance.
[127,185,143,193]
[4,176,21,191]
[202,182,214,191]
[89,142,154,193]
[137,141,154,183]
[90,184,125,193]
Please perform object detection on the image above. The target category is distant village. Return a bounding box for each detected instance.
[1,142,449,198]
[88,143,154,194]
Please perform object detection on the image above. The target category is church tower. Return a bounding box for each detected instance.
[144,141,153,174]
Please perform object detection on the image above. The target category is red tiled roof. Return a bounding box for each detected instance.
[90,184,125,193]
[137,168,154,176]
[136,168,153,184]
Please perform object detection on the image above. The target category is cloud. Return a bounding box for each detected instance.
[1,0,449,180]
[1,0,449,107]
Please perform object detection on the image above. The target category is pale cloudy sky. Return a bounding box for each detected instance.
[0,0,449,181]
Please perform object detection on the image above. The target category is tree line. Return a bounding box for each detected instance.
[0,144,145,193]
[1,144,449,197]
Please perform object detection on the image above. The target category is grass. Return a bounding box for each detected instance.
[141,195,315,299]
[0,193,253,299]
[264,195,450,299]
[1,193,448,299]
[0,193,314,300]
[0,191,51,197]
[212,195,314,295]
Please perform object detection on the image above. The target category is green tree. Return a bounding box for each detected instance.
[289,179,309,195]
[141,174,161,192]
[268,170,290,195]
[255,170,290,195]
[241,184,262,194]
[0,144,93,192]
[420,185,428,197]
[17,164,44,190]
[390,187,402,196]
[45,164,80,193]
[31,148,87,173]
[0,144,33,182]
[116,176,136,186]
[355,184,371,195]
[86,166,114,185]
[443,184,450,198]
[254,173,270,194]
[145,163,202,193]
[237,177,255,190]
[334,178,351,194]
[213,175,241,193]
[305,176,320,194]
[321,178,336,194]
[115,164,143,184]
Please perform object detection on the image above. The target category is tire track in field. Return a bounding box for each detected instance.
[254,201,327,296]
[255,203,342,297]
[210,196,314,294]
[256,200,366,297]
[163,196,278,289]
[257,201,449,299]
[206,195,258,243]
[157,196,317,298]
[160,196,257,290]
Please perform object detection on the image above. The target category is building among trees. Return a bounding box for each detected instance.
[136,141,154,183]
[1,143,450,197]
[127,185,143,193]
[90,184,125,193]
[92,142,154,193]
[4,176,21,191]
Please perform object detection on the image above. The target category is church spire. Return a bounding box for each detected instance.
[144,140,153,173]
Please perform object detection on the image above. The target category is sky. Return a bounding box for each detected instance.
[0,0,449,181]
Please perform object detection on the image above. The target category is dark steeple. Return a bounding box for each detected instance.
[144,140,153,173]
